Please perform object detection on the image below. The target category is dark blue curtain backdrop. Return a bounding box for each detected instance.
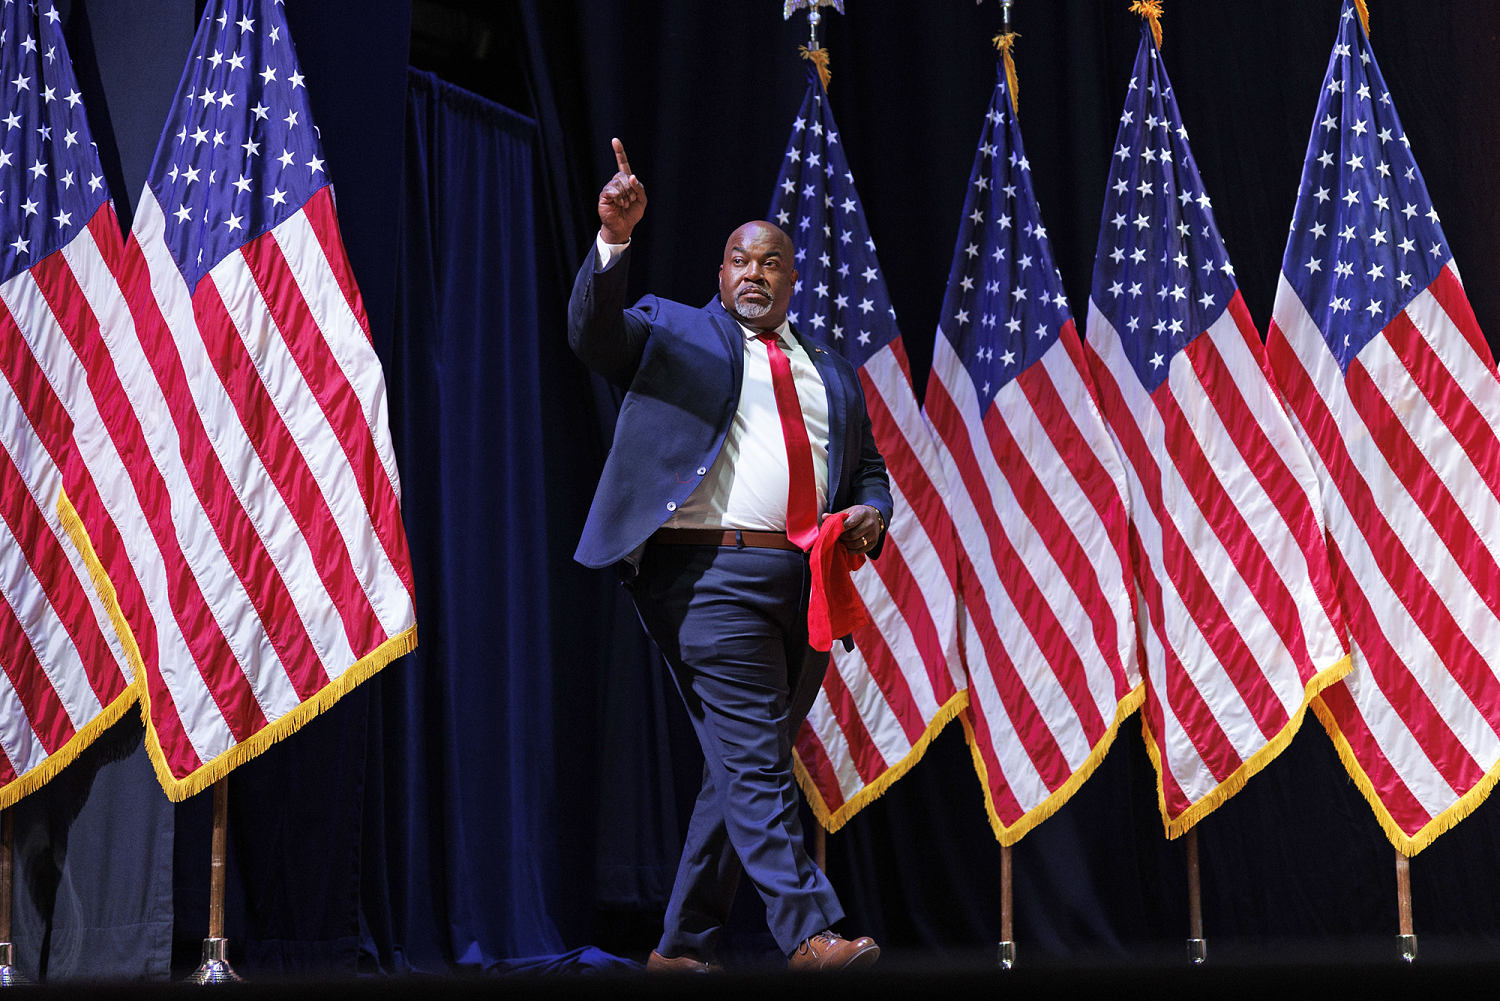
[377,69,567,969]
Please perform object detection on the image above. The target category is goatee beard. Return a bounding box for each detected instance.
[736,296,773,320]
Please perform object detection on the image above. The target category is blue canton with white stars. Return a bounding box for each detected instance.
[1282,1,1449,372]
[0,1,110,287]
[939,63,1071,409]
[1090,24,1239,395]
[767,67,897,369]
[148,0,328,289]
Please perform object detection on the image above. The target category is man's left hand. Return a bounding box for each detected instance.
[834,505,884,554]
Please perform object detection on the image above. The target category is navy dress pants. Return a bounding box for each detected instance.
[630,541,843,959]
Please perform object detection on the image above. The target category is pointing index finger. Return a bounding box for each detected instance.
[611,137,633,178]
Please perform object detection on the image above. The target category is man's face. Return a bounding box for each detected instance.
[718,222,798,331]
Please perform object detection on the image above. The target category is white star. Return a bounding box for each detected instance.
[278,149,296,168]
[174,203,193,223]
[9,235,27,255]
[1305,257,1322,273]
[307,154,325,175]
[261,65,277,85]
[269,188,288,206]
[237,15,255,32]
[954,309,969,325]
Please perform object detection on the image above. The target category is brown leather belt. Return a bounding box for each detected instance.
[651,528,801,552]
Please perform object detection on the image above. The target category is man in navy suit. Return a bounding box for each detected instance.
[569,139,891,972]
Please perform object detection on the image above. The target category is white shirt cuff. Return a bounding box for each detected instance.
[595,231,630,271]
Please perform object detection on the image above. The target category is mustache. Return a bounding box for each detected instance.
[737,281,771,296]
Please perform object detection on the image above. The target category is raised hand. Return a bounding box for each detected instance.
[598,137,646,244]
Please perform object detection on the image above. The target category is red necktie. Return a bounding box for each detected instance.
[756,332,819,551]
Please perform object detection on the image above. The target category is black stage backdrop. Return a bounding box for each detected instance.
[13,0,1500,981]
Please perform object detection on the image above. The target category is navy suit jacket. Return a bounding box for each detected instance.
[568,248,893,570]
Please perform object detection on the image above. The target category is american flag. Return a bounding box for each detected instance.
[1267,2,1500,854]
[922,61,1140,843]
[769,68,968,830]
[1084,22,1350,834]
[0,1,136,805]
[82,0,416,797]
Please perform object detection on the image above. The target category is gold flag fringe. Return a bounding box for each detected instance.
[0,677,139,811]
[794,689,969,833]
[1147,653,1352,839]
[57,488,148,689]
[1354,0,1370,36]
[992,31,1020,114]
[800,44,832,91]
[1129,0,1164,49]
[969,683,1146,847]
[60,487,420,803]
[1311,693,1500,857]
[145,623,418,802]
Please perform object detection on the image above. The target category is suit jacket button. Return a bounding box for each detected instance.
[696,467,708,476]
[666,501,677,512]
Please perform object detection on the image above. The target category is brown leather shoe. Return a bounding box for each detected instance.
[787,930,880,971]
[646,949,721,973]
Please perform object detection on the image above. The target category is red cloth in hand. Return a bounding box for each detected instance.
[807,512,872,652]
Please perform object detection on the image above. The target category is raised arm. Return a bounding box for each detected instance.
[569,138,652,386]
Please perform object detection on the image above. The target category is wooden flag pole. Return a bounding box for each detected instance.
[0,809,25,985]
[186,779,241,984]
[997,843,1016,968]
[1396,848,1417,962]
[1185,826,1207,964]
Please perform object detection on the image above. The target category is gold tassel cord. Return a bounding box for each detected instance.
[992,31,1020,114]
[1354,0,1370,36]
[799,44,832,91]
[1129,0,1164,49]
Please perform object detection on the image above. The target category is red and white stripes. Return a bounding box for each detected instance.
[1087,294,1350,831]
[925,321,1140,841]
[1269,263,1500,851]
[52,188,416,797]
[0,203,137,802]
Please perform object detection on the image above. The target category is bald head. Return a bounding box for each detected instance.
[718,221,798,332]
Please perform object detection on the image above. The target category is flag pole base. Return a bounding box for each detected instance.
[0,943,29,986]
[1398,933,1418,963]
[1186,937,1207,965]
[996,940,1016,969]
[185,938,242,984]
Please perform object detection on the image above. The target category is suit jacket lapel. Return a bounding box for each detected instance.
[706,299,747,401]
